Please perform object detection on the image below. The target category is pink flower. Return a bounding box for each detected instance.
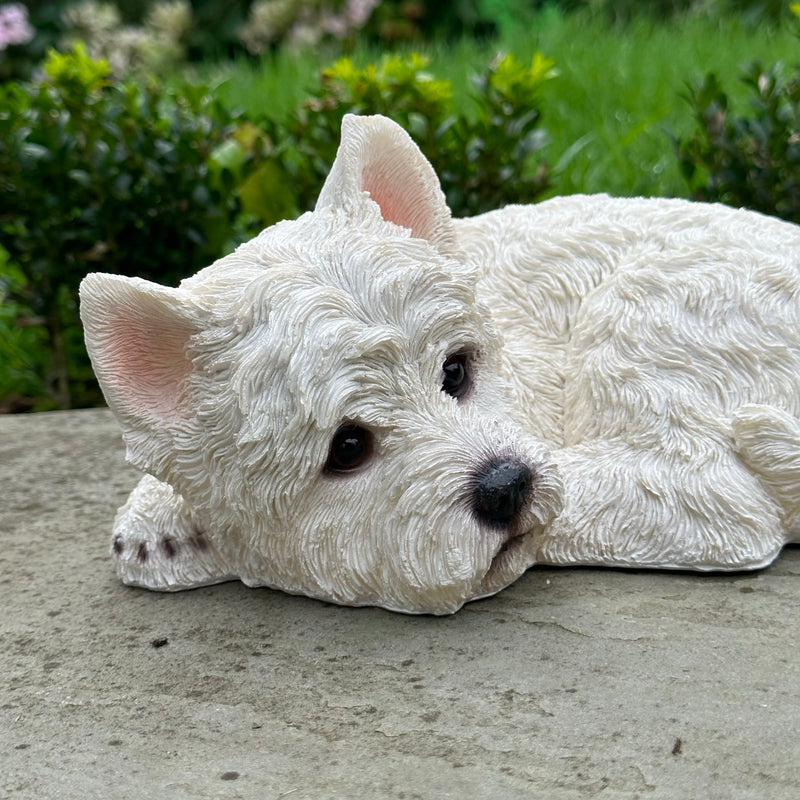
[346,0,379,27]
[0,3,34,51]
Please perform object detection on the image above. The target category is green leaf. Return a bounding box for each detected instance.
[238,160,298,226]
[42,43,111,97]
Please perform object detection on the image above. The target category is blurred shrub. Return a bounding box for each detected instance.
[243,51,554,224]
[59,0,192,75]
[0,2,48,81]
[724,0,796,25]
[13,0,795,78]
[2,1,199,82]
[0,43,255,408]
[0,46,553,411]
[676,61,800,224]
[447,51,553,214]
[237,0,509,52]
[545,0,794,25]
[239,0,380,52]
[0,3,34,50]
[554,0,696,24]
[114,0,254,60]
[367,0,501,41]
[13,1,241,74]
[0,248,52,411]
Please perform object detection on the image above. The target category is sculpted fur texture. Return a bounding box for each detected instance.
[80,114,800,614]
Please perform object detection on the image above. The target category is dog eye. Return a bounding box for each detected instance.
[442,352,471,399]
[325,425,372,473]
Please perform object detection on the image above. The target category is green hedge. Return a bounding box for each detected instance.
[0,44,253,408]
[0,44,553,410]
[242,51,554,225]
[676,61,800,224]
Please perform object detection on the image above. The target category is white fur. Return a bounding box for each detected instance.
[80,114,800,614]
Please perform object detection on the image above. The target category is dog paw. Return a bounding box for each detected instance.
[111,475,236,590]
[732,404,800,534]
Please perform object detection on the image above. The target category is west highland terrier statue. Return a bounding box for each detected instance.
[80,114,800,614]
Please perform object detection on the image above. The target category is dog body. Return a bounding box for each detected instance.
[80,114,800,614]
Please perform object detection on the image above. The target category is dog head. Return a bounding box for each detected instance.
[80,114,562,613]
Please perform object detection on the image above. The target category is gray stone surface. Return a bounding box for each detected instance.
[1,408,798,799]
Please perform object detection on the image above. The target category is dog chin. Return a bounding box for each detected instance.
[473,528,537,602]
[461,478,561,608]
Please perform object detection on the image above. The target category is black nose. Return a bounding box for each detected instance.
[472,458,533,525]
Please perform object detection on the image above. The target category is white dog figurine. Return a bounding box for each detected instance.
[80,114,800,614]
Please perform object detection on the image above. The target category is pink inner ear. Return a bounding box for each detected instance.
[101,302,195,424]
[361,157,438,242]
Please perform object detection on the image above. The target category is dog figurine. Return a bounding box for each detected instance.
[80,114,800,614]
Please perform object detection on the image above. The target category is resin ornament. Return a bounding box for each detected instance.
[80,114,800,614]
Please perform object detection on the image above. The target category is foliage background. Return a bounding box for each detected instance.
[1,0,798,411]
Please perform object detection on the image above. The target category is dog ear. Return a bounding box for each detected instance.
[316,114,459,257]
[80,273,201,430]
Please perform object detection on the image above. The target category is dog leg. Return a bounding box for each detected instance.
[534,435,789,570]
[732,404,800,537]
[110,474,237,590]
